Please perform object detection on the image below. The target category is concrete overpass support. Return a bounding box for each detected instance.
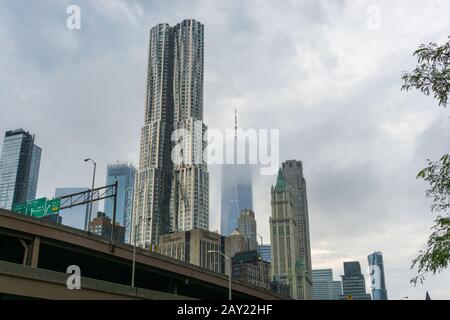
[0,261,194,300]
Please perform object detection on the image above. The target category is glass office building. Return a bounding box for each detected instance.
[0,129,41,210]
[104,162,136,243]
[258,244,271,262]
[339,261,372,300]
[312,269,342,300]
[368,251,388,300]
[221,163,253,236]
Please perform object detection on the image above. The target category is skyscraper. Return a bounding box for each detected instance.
[339,261,372,300]
[281,162,312,269]
[312,269,342,300]
[270,168,307,300]
[279,160,313,299]
[0,129,41,209]
[169,20,209,233]
[132,19,208,248]
[238,208,257,251]
[104,162,136,243]
[368,251,388,300]
[220,110,253,236]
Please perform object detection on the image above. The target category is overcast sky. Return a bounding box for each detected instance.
[1,0,449,299]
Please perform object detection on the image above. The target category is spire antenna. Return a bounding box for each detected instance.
[235,108,237,139]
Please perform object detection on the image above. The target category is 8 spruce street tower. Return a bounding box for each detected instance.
[132,19,208,248]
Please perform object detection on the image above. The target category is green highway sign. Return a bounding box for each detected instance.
[46,198,61,215]
[27,197,47,218]
[12,202,28,215]
[12,197,61,218]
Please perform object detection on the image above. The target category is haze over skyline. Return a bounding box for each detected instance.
[1,0,449,299]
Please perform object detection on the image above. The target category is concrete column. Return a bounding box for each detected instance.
[173,283,178,295]
[30,236,40,268]
[19,240,30,266]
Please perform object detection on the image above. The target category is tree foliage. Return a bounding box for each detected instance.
[402,36,450,285]
[402,35,450,108]
[412,155,450,285]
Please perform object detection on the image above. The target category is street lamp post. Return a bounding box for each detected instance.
[256,233,264,285]
[257,233,264,255]
[208,250,232,300]
[84,158,96,231]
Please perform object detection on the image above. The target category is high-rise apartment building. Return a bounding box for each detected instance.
[339,261,372,300]
[132,19,209,248]
[169,20,208,233]
[104,162,136,243]
[312,269,342,300]
[0,129,41,210]
[238,209,257,251]
[368,251,388,300]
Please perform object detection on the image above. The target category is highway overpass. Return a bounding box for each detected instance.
[0,209,282,300]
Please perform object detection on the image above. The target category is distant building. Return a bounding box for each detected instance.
[42,214,63,224]
[104,162,136,243]
[312,269,342,300]
[368,251,388,300]
[339,261,372,300]
[258,245,271,262]
[270,168,308,300]
[0,129,41,210]
[159,228,231,275]
[89,211,125,242]
[220,111,253,236]
[221,164,253,236]
[55,187,98,230]
[270,280,290,299]
[280,160,312,298]
[232,250,270,289]
[238,209,257,251]
[229,229,248,257]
